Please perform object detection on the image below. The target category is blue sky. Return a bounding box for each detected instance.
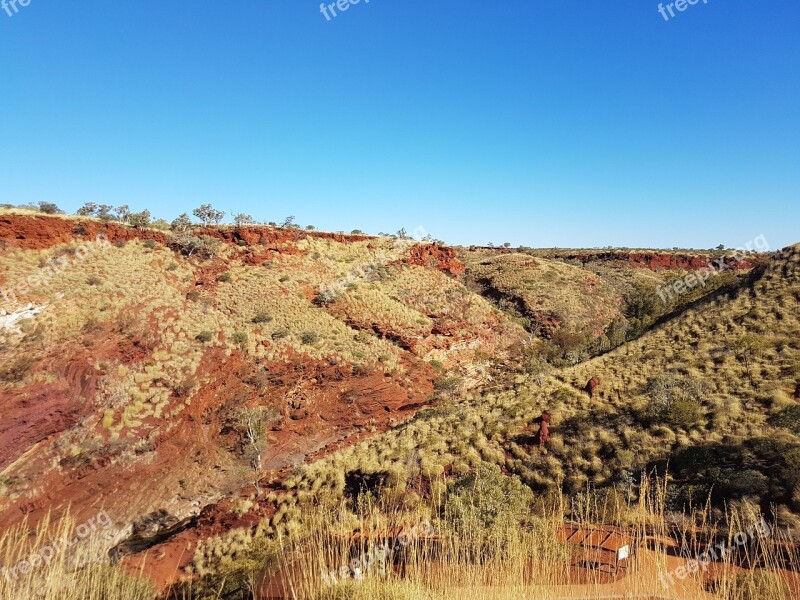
[1,1,798,249]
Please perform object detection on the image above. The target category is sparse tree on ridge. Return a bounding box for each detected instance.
[97,204,115,221]
[37,201,63,215]
[281,215,295,228]
[127,210,152,229]
[171,213,193,232]
[169,232,220,258]
[115,205,131,223]
[234,213,255,226]
[193,204,225,226]
[76,202,98,217]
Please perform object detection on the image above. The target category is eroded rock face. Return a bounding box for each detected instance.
[584,376,600,398]
[547,251,762,272]
[0,215,167,250]
[402,244,466,277]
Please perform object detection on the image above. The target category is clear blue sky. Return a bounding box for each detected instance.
[1,1,798,249]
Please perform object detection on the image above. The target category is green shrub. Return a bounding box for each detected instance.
[768,405,800,434]
[433,376,462,394]
[128,210,152,229]
[429,359,444,372]
[444,463,534,558]
[37,201,62,215]
[217,272,232,282]
[252,312,273,324]
[196,331,214,343]
[150,219,171,230]
[232,332,249,348]
[169,233,220,258]
[272,329,289,341]
[643,373,708,429]
[143,239,157,249]
[301,331,319,345]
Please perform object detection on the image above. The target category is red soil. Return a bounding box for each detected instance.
[120,349,435,589]
[0,215,167,250]
[0,214,371,253]
[401,243,466,277]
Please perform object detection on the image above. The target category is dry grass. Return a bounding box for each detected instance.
[460,250,624,335]
[0,510,154,600]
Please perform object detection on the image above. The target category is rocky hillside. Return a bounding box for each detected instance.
[1,210,794,597]
[0,212,524,541]
[120,246,793,594]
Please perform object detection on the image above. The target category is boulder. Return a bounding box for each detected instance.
[584,376,600,398]
[537,411,551,447]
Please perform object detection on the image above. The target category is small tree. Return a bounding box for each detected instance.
[397,228,409,239]
[644,373,708,429]
[37,201,63,215]
[729,334,767,377]
[281,215,295,228]
[115,205,131,223]
[523,354,552,386]
[445,464,534,558]
[171,213,193,232]
[96,204,115,221]
[237,408,272,495]
[193,204,225,226]
[76,202,98,217]
[234,213,255,226]
[127,210,152,229]
[169,232,220,258]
